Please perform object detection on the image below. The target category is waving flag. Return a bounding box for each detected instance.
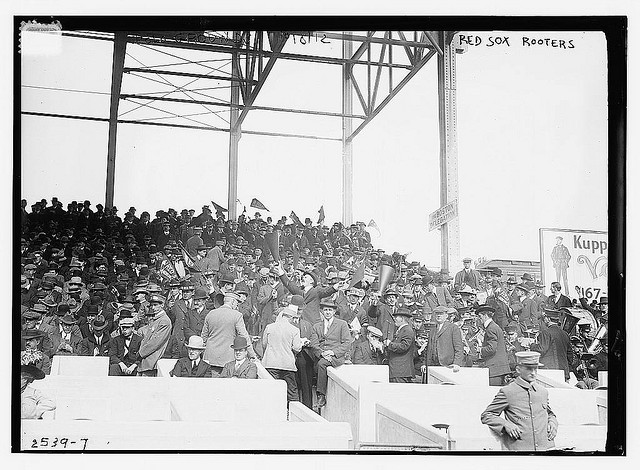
[250,198,269,211]
[178,242,196,270]
[317,205,325,225]
[211,201,228,213]
[290,211,303,227]
[368,219,381,236]
[348,259,366,289]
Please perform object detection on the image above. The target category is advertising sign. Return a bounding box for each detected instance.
[539,228,608,301]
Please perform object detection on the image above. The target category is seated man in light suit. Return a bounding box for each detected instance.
[309,299,353,409]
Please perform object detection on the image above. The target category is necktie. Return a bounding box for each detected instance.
[192,360,197,370]
[124,339,130,356]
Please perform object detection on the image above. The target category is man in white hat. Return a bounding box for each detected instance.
[351,326,385,365]
[261,306,306,402]
[481,351,558,451]
[138,294,172,377]
[170,335,212,377]
[201,291,255,377]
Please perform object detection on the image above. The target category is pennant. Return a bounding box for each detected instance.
[348,259,366,289]
[250,198,269,211]
[178,242,196,270]
[290,211,303,227]
[317,205,325,225]
[211,201,228,213]
[368,219,381,236]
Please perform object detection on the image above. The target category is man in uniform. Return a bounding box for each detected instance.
[201,291,255,377]
[137,294,172,377]
[481,351,558,451]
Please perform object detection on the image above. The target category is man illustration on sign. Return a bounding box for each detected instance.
[551,236,571,295]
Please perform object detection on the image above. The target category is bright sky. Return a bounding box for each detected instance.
[20,29,608,270]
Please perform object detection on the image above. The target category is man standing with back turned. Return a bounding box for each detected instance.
[481,351,558,451]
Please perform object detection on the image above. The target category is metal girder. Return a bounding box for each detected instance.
[342,33,354,226]
[120,94,367,119]
[228,31,242,221]
[346,49,436,142]
[105,31,126,209]
[123,67,255,83]
[437,31,460,272]
[232,32,288,132]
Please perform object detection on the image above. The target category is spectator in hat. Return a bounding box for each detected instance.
[383,307,416,383]
[186,226,204,257]
[575,286,607,323]
[454,258,482,292]
[205,238,227,274]
[21,330,52,375]
[511,283,540,328]
[138,294,172,377]
[276,263,345,326]
[109,315,142,376]
[78,315,112,357]
[530,309,574,381]
[170,335,213,378]
[367,287,401,343]
[546,281,572,310]
[481,351,557,451]
[257,268,288,334]
[427,306,464,370]
[50,314,83,356]
[476,305,511,386]
[261,306,305,401]
[201,291,255,376]
[351,326,385,365]
[20,362,56,420]
[220,336,258,379]
[183,287,211,341]
[309,299,353,408]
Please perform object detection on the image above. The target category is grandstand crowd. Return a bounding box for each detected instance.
[19,198,609,414]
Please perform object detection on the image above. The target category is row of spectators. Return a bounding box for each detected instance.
[20,198,609,417]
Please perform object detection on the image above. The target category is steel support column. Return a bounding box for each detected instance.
[105,32,127,208]
[437,31,460,273]
[228,33,241,221]
[342,32,354,226]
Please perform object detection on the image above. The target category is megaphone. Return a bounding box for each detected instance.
[265,230,281,262]
[377,263,395,295]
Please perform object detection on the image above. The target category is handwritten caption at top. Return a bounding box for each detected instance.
[458,35,575,49]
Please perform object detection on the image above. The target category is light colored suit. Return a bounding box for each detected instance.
[138,310,172,372]
[261,316,303,371]
[201,304,255,367]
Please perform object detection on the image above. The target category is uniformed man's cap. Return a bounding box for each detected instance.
[367,326,383,338]
[515,351,543,367]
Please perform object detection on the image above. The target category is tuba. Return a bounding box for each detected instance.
[587,324,607,355]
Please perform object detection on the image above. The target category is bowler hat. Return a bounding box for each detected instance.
[185,335,206,350]
[231,336,249,350]
[219,273,236,286]
[515,283,530,293]
[475,305,496,316]
[303,271,318,286]
[193,287,208,300]
[85,304,99,316]
[521,273,534,282]
[515,351,543,367]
